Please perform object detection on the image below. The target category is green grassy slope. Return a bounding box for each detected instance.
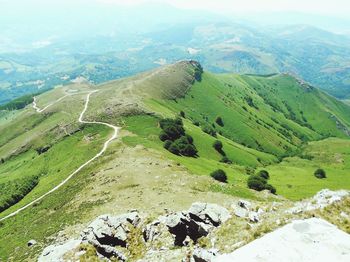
[267,138,350,200]
[144,71,350,158]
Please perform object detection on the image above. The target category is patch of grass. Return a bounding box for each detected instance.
[267,138,350,200]
[127,226,147,260]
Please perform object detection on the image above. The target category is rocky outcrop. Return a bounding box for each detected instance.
[38,192,350,262]
[288,189,349,214]
[233,199,262,223]
[80,211,140,260]
[143,203,231,246]
[39,211,140,261]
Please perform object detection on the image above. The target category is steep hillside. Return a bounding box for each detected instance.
[138,66,350,157]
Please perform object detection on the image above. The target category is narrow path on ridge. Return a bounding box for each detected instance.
[0,90,120,222]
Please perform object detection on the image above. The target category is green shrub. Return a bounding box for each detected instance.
[159,118,197,157]
[202,125,217,137]
[159,118,185,141]
[247,175,267,191]
[215,116,224,127]
[168,143,180,155]
[220,156,232,164]
[181,144,198,157]
[213,140,223,151]
[314,168,326,179]
[186,134,194,144]
[264,184,277,194]
[247,174,276,194]
[164,140,172,150]
[162,125,185,140]
[172,136,198,157]
[159,131,169,142]
[257,170,269,180]
[210,169,227,183]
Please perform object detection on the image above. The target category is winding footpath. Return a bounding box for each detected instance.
[0,90,120,222]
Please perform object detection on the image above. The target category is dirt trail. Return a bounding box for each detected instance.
[0,90,119,222]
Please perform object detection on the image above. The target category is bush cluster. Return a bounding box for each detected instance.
[202,125,217,137]
[247,170,276,194]
[210,169,227,183]
[314,168,326,179]
[215,116,224,127]
[159,118,197,157]
[213,140,232,164]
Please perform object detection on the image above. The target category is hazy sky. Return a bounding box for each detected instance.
[100,0,350,17]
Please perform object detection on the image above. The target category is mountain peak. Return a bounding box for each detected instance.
[129,60,203,100]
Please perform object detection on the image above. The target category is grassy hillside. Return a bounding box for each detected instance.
[267,138,350,200]
[1,61,350,260]
[143,71,350,158]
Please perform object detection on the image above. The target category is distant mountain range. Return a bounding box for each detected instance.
[1,12,350,104]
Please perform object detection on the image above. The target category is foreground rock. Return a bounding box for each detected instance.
[39,211,140,261]
[213,218,350,262]
[38,239,81,262]
[80,211,140,260]
[144,203,230,246]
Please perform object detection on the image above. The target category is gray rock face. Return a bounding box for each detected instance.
[144,203,231,247]
[189,203,231,226]
[38,212,139,262]
[81,211,140,249]
[80,211,139,260]
[234,206,248,218]
[192,248,219,262]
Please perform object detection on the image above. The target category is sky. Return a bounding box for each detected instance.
[99,0,350,17]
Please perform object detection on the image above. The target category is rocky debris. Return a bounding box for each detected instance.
[38,239,81,262]
[144,203,231,246]
[27,239,37,247]
[234,206,248,218]
[288,189,349,214]
[213,218,350,262]
[233,200,261,223]
[189,202,231,227]
[248,212,259,223]
[192,247,219,262]
[81,211,140,259]
[238,200,251,210]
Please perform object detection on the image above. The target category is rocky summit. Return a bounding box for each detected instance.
[37,190,350,261]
